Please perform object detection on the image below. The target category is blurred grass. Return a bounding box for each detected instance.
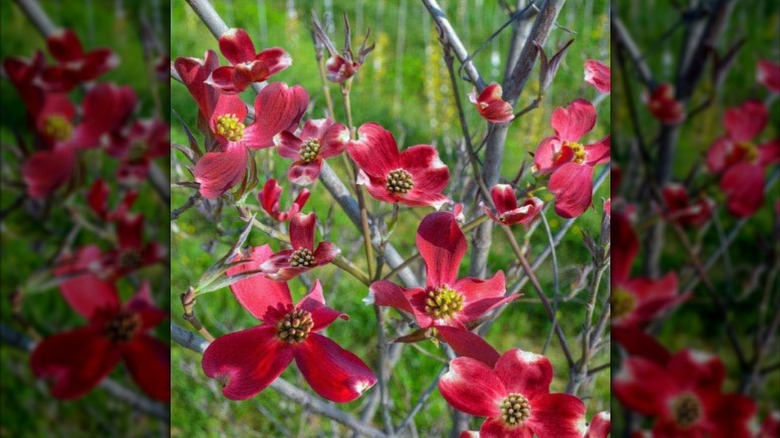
[0,1,170,436]
[171,0,610,436]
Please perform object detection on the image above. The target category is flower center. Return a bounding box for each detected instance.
[215,114,245,142]
[127,141,148,161]
[562,141,587,164]
[500,393,531,427]
[104,310,142,342]
[299,138,322,163]
[289,248,315,268]
[385,168,414,194]
[424,285,465,319]
[610,288,637,320]
[729,141,759,165]
[118,249,142,269]
[671,392,702,428]
[276,308,314,344]
[44,115,73,142]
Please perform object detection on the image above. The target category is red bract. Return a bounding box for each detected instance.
[614,348,757,438]
[533,98,610,218]
[3,51,52,117]
[260,212,340,281]
[584,411,610,438]
[277,118,350,185]
[194,82,309,199]
[482,184,543,226]
[259,178,310,221]
[706,100,779,217]
[347,122,450,209]
[30,281,169,402]
[174,50,223,120]
[40,29,118,92]
[439,348,587,438]
[611,210,687,329]
[584,59,610,94]
[468,83,514,124]
[107,118,170,183]
[203,245,377,402]
[661,183,715,227]
[369,211,517,366]
[757,59,780,93]
[646,83,685,124]
[206,28,291,94]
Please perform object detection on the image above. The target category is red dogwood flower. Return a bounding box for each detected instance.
[107,118,170,183]
[277,118,350,185]
[260,212,340,281]
[584,411,611,438]
[194,82,309,199]
[203,245,377,402]
[347,122,450,209]
[757,59,780,93]
[706,100,780,217]
[369,210,517,366]
[439,348,587,438]
[482,184,543,226]
[30,281,169,401]
[661,183,715,227]
[174,50,223,120]
[614,348,757,437]
[646,83,685,124]
[584,59,610,94]
[533,98,610,218]
[206,28,291,94]
[259,178,310,221]
[39,29,118,92]
[469,83,515,124]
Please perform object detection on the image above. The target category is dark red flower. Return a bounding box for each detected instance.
[173,50,223,120]
[3,50,52,117]
[194,82,309,199]
[757,59,780,93]
[206,28,291,94]
[584,60,611,94]
[661,183,715,227]
[87,179,138,221]
[260,212,340,281]
[107,118,170,183]
[646,83,685,124]
[103,213,167,278]
[533,99,610,218]
[482,184,543,226]
[347,122,450,209]
[584,411,610,438]
[39,29,118,92]
[439,348,587,438]
[259,178,310,221]
[277,118,350,185]
[706,100,779,217]
[370,210,517,366]
[30,281,169,401]
[469,83,514,124]
[614,348,757,438]
[203,245,377,402]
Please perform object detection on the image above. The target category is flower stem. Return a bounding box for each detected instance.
[316,56,336,118]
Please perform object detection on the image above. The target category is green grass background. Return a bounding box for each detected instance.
[171,1,610,436]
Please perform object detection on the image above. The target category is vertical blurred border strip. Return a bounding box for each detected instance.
[612,0,779,437]
[0,0,171,436]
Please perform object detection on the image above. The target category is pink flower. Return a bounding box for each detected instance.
[259,178,310,221]
[203,245,377,402]
[277,118,350,185]
[194,82,309,199]
[31,281,169,401]
[706,100,779,217]
[438,348,586,438]
[533,98,610,218]
[369,210,517,366]
[39,29,118,92]
[107,118,170,183]
[646,83,685,124]
[584,412,610,438]
[206,28,291,94]
[469,83,514,124]
[347,122,450,209]
[584,59,610,94]
[757,59,780,93]
[260,212,340,281]
[481,184,543,226]
[661,183,715,226]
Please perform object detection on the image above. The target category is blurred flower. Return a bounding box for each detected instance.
[108,118,170,183]
[30,282,169,402]
[661,183,715,226]
[103,213,167,278]
[757,59,780,93]
[481,184,543,226]
[438,348,586,437]
[3,50,51,117]
[259,212,340,281]
[277,118,350,185]
[39,29,118,92]
[206,28,291,94]
[468,83,514,124]
[87,178,138,221]
[584,59,611,94]
[203,245,376,402]
[584,411,610,438]
[533,98,610,218]
[646,83,685,124]
[758,411,779,438]
[347,122,450,209]
[259,178,310,221]
[369,210,516,366]
[312,13,374,83]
